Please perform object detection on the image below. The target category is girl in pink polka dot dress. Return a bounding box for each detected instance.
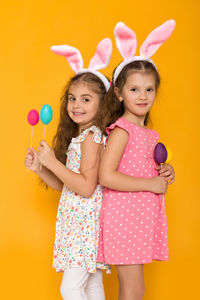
[97,21,175,300]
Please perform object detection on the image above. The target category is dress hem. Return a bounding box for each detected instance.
[54,264,111,274]
[97,257,169,265]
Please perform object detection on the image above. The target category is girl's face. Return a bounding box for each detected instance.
[67,82,100,131]
[115,71,156,125]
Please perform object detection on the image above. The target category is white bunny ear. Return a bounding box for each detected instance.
[140,19,176,59]
[88,38,112,70]
[114,22,137,60]
[51,45,84,73]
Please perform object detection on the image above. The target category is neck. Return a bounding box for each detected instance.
[123,112,147,128]
[78,121,95,134]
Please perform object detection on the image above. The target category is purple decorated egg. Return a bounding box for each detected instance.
[154,142,168,164]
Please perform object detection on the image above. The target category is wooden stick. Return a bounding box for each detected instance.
[40,125,46,171]
[161,163,165,212]
[31,126,33,148]
[43,125,46,139]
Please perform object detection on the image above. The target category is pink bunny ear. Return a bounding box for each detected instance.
[88,38,112,70]
[114,22,137,60]
[51,45,84,73]
[140,19,176,59]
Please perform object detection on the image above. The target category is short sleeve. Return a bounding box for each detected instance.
[151,130,160,143]
[106,118,132,136]
[72,126,103,144]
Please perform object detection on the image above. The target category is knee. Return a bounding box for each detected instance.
[120,287,145,300]
[134,284,145,300]
[118,276,145,300]
[131,285,145,300]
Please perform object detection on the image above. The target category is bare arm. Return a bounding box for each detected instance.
[99,127,167,194]
[38,134,102,198]
[36,166,63,191]
[24,148,63,191]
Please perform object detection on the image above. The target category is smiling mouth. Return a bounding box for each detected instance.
[72,112,85,116]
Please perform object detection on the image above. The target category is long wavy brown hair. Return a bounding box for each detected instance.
[97,60,160,129]
[52,72,110,165]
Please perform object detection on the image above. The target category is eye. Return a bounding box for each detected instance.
[147,88,154,92]
[131,88,138,92]
[68,96,76,102]
[82,98,90,102]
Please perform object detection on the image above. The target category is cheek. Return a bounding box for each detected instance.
[91,100,100,114]
[125,95,136,105]
[149,98,156,108]
[151,93,156,102]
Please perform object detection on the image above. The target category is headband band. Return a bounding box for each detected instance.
[113,56,157,84]
[78,69,110,91]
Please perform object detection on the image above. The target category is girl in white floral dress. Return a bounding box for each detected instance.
[24,39,112,300]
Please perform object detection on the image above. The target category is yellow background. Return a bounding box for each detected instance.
[1,0,199,299]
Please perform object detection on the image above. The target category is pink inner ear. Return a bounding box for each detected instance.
[114,22,137,60]
[89,38,112,70]
[140,19,176,58]
[51,45,83,73]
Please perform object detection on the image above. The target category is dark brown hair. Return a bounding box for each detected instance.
[98,60,160,130]
[52,72,109,165]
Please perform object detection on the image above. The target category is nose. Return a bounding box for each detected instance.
[72,99,80,108]
[139,91,146,100]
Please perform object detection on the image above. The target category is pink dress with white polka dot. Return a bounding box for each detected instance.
[97,118,169,265]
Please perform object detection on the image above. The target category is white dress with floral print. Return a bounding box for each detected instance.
[53,126,110,274]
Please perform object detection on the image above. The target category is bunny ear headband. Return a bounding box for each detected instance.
[113,19,176,84]
[51,38,112,91]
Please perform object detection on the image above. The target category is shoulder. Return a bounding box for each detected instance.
[148,128,160,142]
[106,118,132,136]
[106,123,129,150]
[72,125,103,145]
[81,128,103,164]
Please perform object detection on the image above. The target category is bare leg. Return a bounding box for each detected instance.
[116,265,145,300]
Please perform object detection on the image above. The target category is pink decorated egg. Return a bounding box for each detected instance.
[27,109,39,126]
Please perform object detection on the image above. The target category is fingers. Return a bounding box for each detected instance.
[38,146,44,153]
[38,147,47,165]
[38,141,51,156]
[24,155,33,168]
[168,177,175,185]
[27,148,34,156]
[26,153,33,160]
[31,147,37,154]
[162,170,174,183]
[159,169,171,177]
[39,140,49,148]
[159,165,174,183]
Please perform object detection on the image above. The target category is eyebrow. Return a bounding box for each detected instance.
[68,93,92,97]
[81,94,92,97]
[127,84,155,88]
